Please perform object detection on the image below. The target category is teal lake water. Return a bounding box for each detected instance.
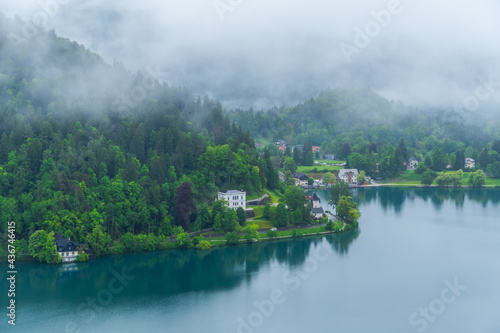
[1,187,500,332]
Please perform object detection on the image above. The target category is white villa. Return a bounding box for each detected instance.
[465,158,476,169]
[218,190,246,210]
[338,169,359,184]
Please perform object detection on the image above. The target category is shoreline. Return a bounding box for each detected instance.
[0,225,353,264]
[312,184,500,189]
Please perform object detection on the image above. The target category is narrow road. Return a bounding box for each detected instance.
[246,194,270,204]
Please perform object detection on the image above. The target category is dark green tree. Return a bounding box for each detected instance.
[28,230,59,263]
[336,196,361,227]
[432,148,446,171]
[468,170,486,187]
[222,208,238,232]
[273,203,289,227]
[293,147,302,165]
[283,186,307,212]
[421,171,436,186]
[479,148,490,170]
[225,231,239,245]
[263,203,271,219]
[236,207,247,227]
[284,157,297,173]
[175,182,196,229]
[329,180,351,207]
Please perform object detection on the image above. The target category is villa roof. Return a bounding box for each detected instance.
[224,190,246,194]
[338,169,358,176]
[311,207,324,214]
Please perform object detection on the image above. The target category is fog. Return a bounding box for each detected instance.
[3,0,500,111]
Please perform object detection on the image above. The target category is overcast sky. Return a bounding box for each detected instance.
[3,0,500,110]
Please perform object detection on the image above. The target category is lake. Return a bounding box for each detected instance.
[2,187,500,333]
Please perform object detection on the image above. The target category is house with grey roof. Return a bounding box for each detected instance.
[309,193,324,219]
[293,172,309,187]
[55,231,79,263]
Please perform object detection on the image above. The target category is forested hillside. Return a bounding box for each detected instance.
[0,14,280,259]
[230,88,500,179]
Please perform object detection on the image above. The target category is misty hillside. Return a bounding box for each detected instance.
[0,15,276,246]
[0,14,132,115]
[230,87,500,157]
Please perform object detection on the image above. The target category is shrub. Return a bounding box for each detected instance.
[325,220,334,231]
[266,229,278,238]
[192,236,203,246]
[176,232,192,248]
[263,204,271,219]
[333,221,344,232]
[225,232,239,245]
[236,207,247,227]
[244,224,259,243]
[415,163,427,174]
[75,253,89,262]
[196,240,212,250]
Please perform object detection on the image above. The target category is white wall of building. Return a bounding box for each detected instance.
[218,191,246,210]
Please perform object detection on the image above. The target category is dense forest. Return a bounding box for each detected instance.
[0,14,280,260]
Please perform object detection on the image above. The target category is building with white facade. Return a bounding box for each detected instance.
[55,231,79,263]
[407,156,420,171]
[465,158,476,169]
[309,193,324,219]
[338,169,359,184]
[218,190,246,210]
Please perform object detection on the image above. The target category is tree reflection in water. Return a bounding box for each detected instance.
[354,187,500,214]
[16,229,361,306]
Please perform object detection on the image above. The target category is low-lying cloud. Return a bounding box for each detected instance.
[3,0,500,111]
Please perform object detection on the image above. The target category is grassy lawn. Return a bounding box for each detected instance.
[247,220,274,229]
[249,206,265,217]
[246,193,262,200]
[384,170,500,186]
[314,160,346,165]
[247,190,281,202]
[248,205,273,229]
[297,165,343,173]
[484,178,500,185]
[275,226,326,237]
[399,171,423,182]
[206,225,331,245]
[264,189,281,203]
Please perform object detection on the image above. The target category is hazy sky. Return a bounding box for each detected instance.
[3,0,500,110]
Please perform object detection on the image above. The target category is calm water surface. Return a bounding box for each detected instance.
[1,187,500,333]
